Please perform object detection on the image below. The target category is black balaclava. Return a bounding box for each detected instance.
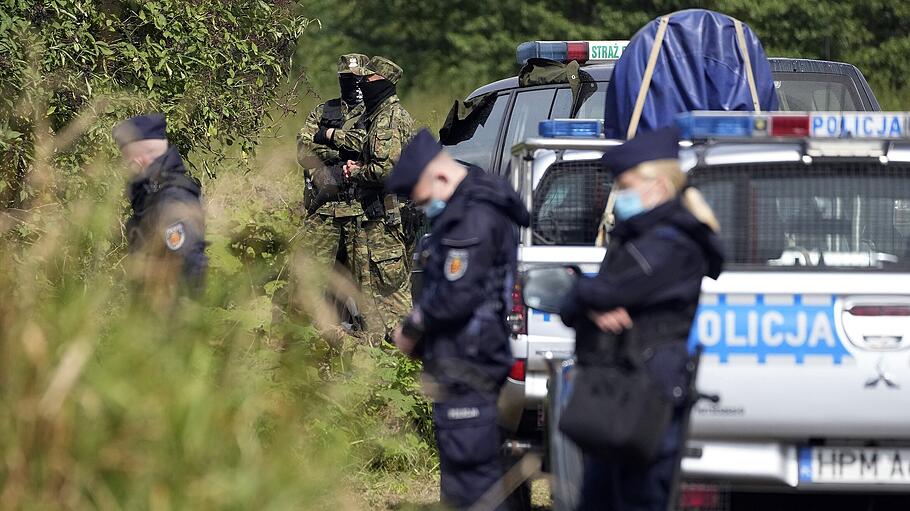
[361,78,396,115]
[339,73,363,107]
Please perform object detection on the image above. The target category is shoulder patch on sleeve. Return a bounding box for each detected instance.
[444,249,469,281]
[164,222,186,251]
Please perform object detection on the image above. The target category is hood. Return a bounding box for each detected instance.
[612,198,725,279]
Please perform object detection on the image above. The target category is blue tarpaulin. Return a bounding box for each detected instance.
[603,9,779,139]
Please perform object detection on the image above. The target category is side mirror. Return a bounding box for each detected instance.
[521,266,580,314]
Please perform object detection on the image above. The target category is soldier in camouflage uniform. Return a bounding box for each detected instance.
[342,56,415,341]
[296,53,370,267]
[276,53,372,345]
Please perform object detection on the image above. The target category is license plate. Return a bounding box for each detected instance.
[809,113,909,138]
[799,447,910,484]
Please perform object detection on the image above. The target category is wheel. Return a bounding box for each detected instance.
[547,360,584,511]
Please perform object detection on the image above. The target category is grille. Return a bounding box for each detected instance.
[532,159,611,245]
[689,162,910,270]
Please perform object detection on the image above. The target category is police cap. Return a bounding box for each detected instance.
[601,126,680,178]
[338,53,370,76]
[112,113,168,149]
[362,56,403,84]
[386,128,442,195]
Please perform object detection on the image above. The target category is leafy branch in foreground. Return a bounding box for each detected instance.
[0,0,309,208]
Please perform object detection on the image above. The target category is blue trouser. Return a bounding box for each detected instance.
[576,416,682,511]
[434,394,506,510]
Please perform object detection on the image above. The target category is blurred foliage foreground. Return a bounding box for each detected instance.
[0,123,435,509]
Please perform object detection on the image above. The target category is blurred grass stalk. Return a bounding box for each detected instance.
[0,96,434,509]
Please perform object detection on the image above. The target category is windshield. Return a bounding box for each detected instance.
[774,72,861,111]
[692,163,910,269]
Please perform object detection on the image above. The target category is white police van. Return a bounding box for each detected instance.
[512,112,910,509]
[438,40,883,443]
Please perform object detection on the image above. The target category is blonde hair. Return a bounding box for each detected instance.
[634,159,721,233]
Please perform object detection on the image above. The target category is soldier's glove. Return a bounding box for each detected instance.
[313,126,332,145]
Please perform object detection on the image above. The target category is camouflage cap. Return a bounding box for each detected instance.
[338,53,370,76]
[362,56,403,84]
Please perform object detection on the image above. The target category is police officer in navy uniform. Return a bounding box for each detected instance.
[387,129,530,510]
[559,127,724,511]
[113,113,207,298]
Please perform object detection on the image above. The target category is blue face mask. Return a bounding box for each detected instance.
[421,199,447,219]
[613,189,646,220]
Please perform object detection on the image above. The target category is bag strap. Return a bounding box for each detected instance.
[733,18,761,112]
[595,191,616,246]
[627,15,671,139]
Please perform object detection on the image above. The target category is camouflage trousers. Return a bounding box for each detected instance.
[300,212,357,270]
[275,212,411,347]
[352,219,412,340]
[271,212,360,347]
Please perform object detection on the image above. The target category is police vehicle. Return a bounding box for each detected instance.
[511,111,910,509]
[442,39,883,452]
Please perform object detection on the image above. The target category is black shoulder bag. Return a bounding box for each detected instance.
[558,325,673,468]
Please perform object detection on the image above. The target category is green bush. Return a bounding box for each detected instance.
[0,0,307,208]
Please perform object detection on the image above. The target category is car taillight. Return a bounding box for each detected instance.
[508,359,527,381]
[678,483,727,511]
[508,278,527,335]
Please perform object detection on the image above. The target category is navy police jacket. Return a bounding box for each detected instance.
[417,167,530,395]
[126,146,208,293]
[560,199,724,399]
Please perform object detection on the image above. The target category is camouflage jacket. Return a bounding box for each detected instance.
[297,99,365,217]
[348,95,414,192]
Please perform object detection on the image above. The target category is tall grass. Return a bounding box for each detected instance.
[0,108,435,509]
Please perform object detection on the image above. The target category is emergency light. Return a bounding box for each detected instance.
[517,40,629,66]
[539,119,602,138]
[675,111,910,140]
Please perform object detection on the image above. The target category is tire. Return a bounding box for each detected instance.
[547,360,584,511]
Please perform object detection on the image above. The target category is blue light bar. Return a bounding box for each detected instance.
[539,119,602,138]
[677,111,910,140]
[675,112,759,139]
[517,41,568,65]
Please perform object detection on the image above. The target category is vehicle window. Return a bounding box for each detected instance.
[532,160,612,246]
[497,89,556,175]
[691,164,910,269]
[552,83,608,120]
[444,93,509,170]
[774,73,860,111]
